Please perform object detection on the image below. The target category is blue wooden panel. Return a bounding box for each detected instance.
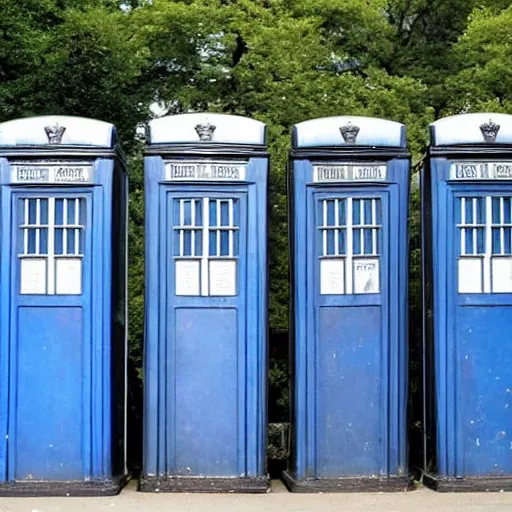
[457,306,512,476]
[0,133,127,489]
[317,306,382,477]
[174,308,238,476]
[426,162,512,479]
[143,152,268,483]
[0,159,9,482]
[15,306,83,480]
[290,151,409,483]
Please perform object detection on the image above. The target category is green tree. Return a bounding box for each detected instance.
[443,5,512,116]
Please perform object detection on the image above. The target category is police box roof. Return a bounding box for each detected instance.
[0,115,117,147]
[148,113,267,146]
[430,113,512,146]
[292,116,406,148]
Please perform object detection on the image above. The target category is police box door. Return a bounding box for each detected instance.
[451,187,512,476]
[308,187,393,477]
[164,187,248,476]
[8,190,92,481]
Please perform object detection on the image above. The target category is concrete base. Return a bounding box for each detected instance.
[0,474,128,497]
[423,472,512,492]
[282,470,412,493]
[139,475,270,493]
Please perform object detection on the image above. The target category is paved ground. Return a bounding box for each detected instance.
[2,480,512,512]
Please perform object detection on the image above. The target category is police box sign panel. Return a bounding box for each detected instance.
[165,161,247,181]
[12,163,93,184]
[313,164,387,182]
[450,162,512,180]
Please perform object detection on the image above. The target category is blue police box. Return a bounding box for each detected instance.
[141,113,269,492]
[284,116,410,492]
[0,116,128,496]
[423,113,512,491]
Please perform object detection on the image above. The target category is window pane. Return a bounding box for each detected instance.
[492,198,501,224]
[220,230,229,255]
[338,200,346,226]
[353,200,361,225]
[364,229,373,254]
[173,199,180,225]
[327,229,335,255]
[79,229,85,255]
[28,199,37,224]
[465,198,473,224]
[184,230,192,256]
[234,230,239,257]
[364,200,372,225]
[194,200,202,227]
[55,199,64,225]
[477,227,485,254]
[28,229,36,254]
[183,200,192,226]
[221,201,229,226]
[40,199,48,225]
[506,198,512,224]
[233,200,240,227]
[353,228,361,255]
[375,199,382,225]
[209,231,217,256]
[505,229,512,255]
[476,197,484,224]
[67,199,76,224]
[40,228,48,255]
[173,230,180,256]
[194,229,202,256]
[338,229,346,255]
[492,227,500,254]
[80,199,86,225]
[55,228,64,255]
[67,228,75,254]
[209,200,217,227]
[465,229,474,255]
[326,200,335,226]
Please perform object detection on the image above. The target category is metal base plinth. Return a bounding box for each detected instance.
[282,470,412,493]
[139,475,270,493]
[0,474,128,497]
[423,471,512,492]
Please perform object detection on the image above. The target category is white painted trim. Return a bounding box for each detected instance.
[483,196,493,293]
[346,198,353,294]
[47,198,56,295]
[201,198,209,296]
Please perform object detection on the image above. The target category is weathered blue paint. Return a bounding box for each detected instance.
[142,113,268,491]
[0,116,128,494]
[424,113,512,487]
[287,116,410,490]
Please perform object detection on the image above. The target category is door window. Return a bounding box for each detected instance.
[318,197,381,295]
[457,195,512,293]
[173,197,239,296]
[19,197,85,295]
